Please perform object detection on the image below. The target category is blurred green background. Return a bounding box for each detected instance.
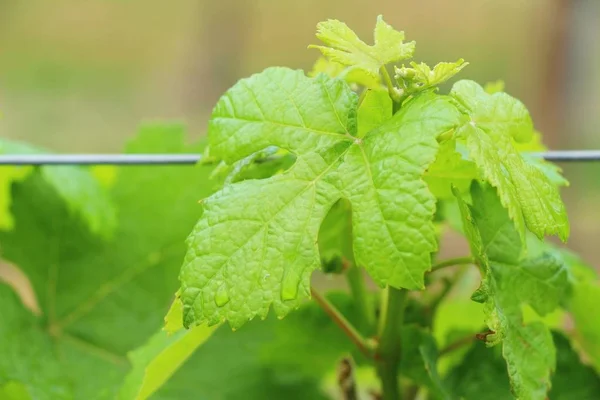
[0,0,599,259]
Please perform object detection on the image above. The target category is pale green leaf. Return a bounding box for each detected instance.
[424,140,478,198]
[357,89,392,136]
[484,80,506,94]
[309,15,415,79]
[454,182,569,399]
[164,297,185,335]
[451,80,569,241]
[181,67,462,329]
[119,319,218,400]
[521,154,569,187]
[451,80,534,143]
[514,131,569,187]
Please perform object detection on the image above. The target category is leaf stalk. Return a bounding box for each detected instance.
[379,66,403,104]
[430,256,475,273]
[310,287,375,358]
[345,263,375,334]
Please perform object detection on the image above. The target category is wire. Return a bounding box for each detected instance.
[0,154,202,166]
[0,151,599,166]
[534,151,600,162]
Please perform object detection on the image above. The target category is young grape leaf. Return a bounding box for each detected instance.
[180,67,462,329]
[0,125,218,399]
[309,57,381,89]
[484,80,505,94]
[395,59,468,96]
[454,182,569,400]
[451,80,569,241]
[309,15,415,79]
[0,139,116,238]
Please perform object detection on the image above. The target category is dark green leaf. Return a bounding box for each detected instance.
[0,125,217,399]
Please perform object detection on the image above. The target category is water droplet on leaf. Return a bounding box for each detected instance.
[215,286,230,307]
[281,271,299,301]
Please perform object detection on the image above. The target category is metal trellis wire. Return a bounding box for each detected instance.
[0,150,600,166]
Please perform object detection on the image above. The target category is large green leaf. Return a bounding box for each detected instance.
[520,237,600,373]
[0,283,71,399]
[153,293,360,400]
[451,80,569,241]
[400,325,451,399]
[446,332,600,400]
[0,125,217,399]
[180,67,463,329]
[309,15,415,79]
[0,139,116,238]
[453,182,569,399]
[317,89,392,270]
[445,342,511,400]
[549,332,600,399]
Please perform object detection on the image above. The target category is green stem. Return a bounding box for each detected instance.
[345,264,374,334]
[311,287,374,358]
[357,87,369,107]
[379,66,403,104]
[430,256,475,273]
[376,287,406,400]
[439,333,476,357]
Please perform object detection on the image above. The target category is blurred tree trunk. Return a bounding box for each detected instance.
[182,0,256,113]
[565,0,600,146]
[536,0,574,148]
